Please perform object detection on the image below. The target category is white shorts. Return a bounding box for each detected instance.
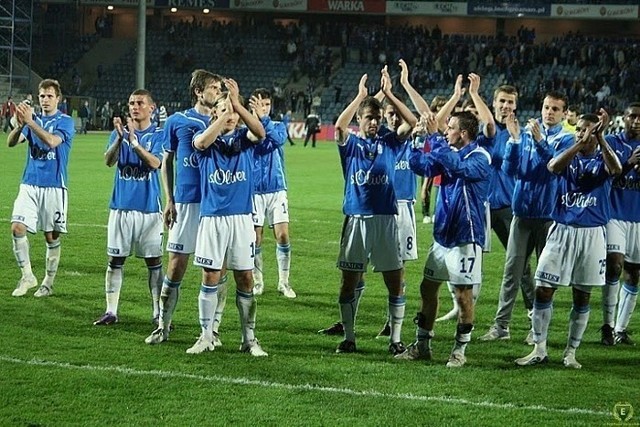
[423,242,482,285]
[337,215,403,273]
[12,184,68,234]
[253,191,289,227]
[166,202,200,254]
[607,219,640,264]
[194,214,255,271]
[397,200,418,261]
[107,209,163,258]
[535,223,606,288]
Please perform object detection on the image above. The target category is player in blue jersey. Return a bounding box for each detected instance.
[145,70,225,345]
[480,91,575,344]
[516,112,622,369]
[333,70,416,356]
[94,89,165,327]
[319,61,424,340]
[396,110,491,368]
[429,73,496,323]
[250,88,296,299]
[602,102,640,346]
[186,79,268,356]
[8,79,75,297]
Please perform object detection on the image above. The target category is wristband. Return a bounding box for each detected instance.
[130,138,140,148]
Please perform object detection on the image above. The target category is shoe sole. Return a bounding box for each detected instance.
[515,355,549,366]
[186,345,214,354]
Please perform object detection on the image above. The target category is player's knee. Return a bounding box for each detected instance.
[108,257,126,269]
[535,286,554,303]
[11,222,26,237]
[606,253,624,279]
[625,266,640,286]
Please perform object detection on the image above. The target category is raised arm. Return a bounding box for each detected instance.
[468,73,496,138]
[335,74,368,146]
[399,59,431,116]
[381,65,416,139]
[436,75,465,132]
[193,103,231,151]
[596,109,622,176]
[226,78,265,142]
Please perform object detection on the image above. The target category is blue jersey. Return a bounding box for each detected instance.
[392,139,417,201]
[195,127,256,217]
[553,152,612,227]
[162,108,210,203]
[108,125,164,213]
[339,132,400,216]
[502,123,574,219]
[410,136,491,247]
[608,132,640,222]
[378,125,416,202]
[481,123,515,210]
[253,116,287,194]
[20,110,75,188]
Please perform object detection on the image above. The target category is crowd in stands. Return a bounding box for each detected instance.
[25,14,639,129]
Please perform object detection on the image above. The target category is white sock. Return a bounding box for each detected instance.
[105,263,123,315]
[276,243,291,285]
[602,279,619,327]
[253,246,263,285]
[339,295,357,342]
[148,264,163,319]
[13,235,34,278]
[388,293,405,343]
[236,289,256,343]
[198,284,218,341]
[159,277,181,329]
[615,283,638,333]
[453,323,473,354]
[42,239,61,288]
[212,274,228,333]
[532,300,553,347]
[567,303,590,349]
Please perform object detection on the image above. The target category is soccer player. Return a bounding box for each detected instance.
[485,85,535,319]
[186,79,268,356]
[7,79,75,297]
[318,60,422,340]
[480,91,575,344]
[515,112,621,369]
[145,70,225,345]
[251,88,296,299]
[94,89,164,326]
[432,73,496,323]
[601,102,640,346]
[396,111,491,368]
[563,105,580,134]
[333,70,416,355]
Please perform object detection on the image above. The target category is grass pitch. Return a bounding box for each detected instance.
[0,133,637,426]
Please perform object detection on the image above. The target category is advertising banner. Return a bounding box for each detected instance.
[551,4,639,19]
[467,1,550,17]
[229,0,306,11]
[155,0,229,7]
[386,1,467,16]
[307,0,385,14]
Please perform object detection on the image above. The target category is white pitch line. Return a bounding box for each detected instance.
[0,355,609,418]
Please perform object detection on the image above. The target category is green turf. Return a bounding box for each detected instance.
[0,132,637,426]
